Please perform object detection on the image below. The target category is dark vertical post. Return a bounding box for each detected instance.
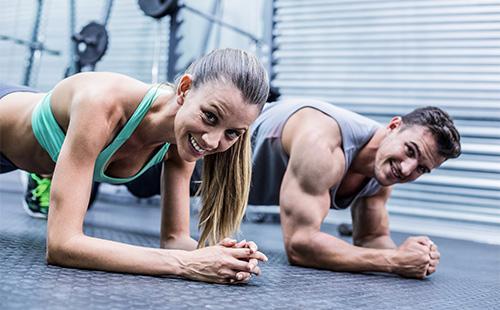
[22,0,44,86]
[167,4,183,81]
[263,0,277,85]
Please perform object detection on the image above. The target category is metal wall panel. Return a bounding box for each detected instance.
[273,0,500,226]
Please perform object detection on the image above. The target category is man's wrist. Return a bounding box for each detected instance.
[382,248,399,273]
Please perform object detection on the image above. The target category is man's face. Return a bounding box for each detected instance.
[374,122,446,186]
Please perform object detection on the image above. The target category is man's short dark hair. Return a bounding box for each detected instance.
[401,106,461,159]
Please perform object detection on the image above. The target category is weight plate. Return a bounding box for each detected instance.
[138,0,178,19]
[74,22,109,66]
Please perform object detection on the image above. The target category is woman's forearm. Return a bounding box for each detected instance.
[47,233,186,276]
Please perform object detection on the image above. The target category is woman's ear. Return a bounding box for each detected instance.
[176,74,193,105]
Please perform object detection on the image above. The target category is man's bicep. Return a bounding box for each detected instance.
[279,161,331,242]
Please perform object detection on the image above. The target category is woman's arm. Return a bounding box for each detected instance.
[45,75,264,283]
[159,146,198,251]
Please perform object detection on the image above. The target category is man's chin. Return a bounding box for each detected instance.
[374,174,394,186]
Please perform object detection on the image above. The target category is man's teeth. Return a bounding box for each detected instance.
[190,135,205,153]
[391,162,400,179]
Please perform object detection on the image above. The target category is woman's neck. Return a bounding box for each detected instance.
[140,87,178,146]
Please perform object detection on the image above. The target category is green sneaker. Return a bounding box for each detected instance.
[22,173,51,219]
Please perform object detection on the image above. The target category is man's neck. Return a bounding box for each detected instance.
[349,128,386,177]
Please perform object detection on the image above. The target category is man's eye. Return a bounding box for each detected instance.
[406,145,415,157]
[204,112,217,124]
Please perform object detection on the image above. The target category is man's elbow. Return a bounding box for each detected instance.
[285,233,312,266]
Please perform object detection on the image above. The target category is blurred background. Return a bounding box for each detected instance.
[1,0,499,244]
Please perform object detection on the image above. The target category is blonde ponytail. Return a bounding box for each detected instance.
[180,48,269,247]
[197,131,251,247]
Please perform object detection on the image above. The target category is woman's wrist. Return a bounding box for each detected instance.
[158,248,189,277]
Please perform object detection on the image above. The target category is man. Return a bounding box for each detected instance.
[248,98,461,279]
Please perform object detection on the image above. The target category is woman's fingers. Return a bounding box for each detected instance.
[219,238,237,247]
[229,247,268,262]
[223,256,261,275]
[224,239,259,254]
[246,241,258,253]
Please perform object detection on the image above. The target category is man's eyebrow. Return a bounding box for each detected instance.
[410,141,432,171]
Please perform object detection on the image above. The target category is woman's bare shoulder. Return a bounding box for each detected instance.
[55,72,149,104]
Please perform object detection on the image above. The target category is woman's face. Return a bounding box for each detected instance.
[174,78,261,162]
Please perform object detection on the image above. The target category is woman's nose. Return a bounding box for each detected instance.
[201,130,223,150]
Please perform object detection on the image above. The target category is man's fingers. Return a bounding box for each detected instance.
[426,266,436,276]
[413,236,431,246]
[430,243,438,252]
[429,249,441,260]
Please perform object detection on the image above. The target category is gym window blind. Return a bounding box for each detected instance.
[272,0,500,227]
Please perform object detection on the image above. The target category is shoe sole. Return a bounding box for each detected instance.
[19,171,28,188]
[22,200,48,219]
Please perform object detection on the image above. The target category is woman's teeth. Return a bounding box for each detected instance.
[189,135,205,154]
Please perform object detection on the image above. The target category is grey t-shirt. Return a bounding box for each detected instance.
[249,98,382,209]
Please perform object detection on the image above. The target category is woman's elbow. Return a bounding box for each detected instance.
[45,233,80,266]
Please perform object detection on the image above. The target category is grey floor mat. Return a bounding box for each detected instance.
[1,172,499,309]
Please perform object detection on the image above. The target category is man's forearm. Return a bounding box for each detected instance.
[289,231,397,273]
[355,235,397,250]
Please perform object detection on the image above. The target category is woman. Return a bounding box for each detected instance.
[0,48,269,284]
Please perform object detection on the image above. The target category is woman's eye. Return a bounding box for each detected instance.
[226,130,240,140]
[204,112,217,124]
[417,166,426,174]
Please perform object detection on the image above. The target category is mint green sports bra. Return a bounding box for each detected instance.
[31,86,170,184]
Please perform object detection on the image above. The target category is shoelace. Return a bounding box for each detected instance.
[30,174,51,207]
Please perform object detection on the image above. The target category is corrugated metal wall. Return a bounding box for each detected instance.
[0,0,169,90]
[272,0,500,227]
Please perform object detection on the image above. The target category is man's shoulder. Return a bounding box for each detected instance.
[284,107,343,150]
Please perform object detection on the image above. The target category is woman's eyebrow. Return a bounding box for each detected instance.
[210,102,227,119]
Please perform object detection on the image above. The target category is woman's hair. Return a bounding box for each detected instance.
[182,48,269,247]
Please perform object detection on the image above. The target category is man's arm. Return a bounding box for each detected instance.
[279,134,434,278]
[351,187,441,276]
[351,187,397,249]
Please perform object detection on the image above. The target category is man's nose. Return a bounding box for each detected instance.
[401,158,418,177]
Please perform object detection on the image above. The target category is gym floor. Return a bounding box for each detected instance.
[1,171,499,309]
